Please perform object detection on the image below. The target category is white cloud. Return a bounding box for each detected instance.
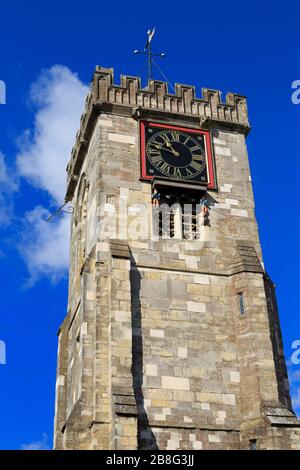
[19,206,71,285]
[21,433,50,450]
[288,366,300,417]
[17,65,88,203]
[16,66,88,283]
[0,151,18,224]
[292,389,300,411]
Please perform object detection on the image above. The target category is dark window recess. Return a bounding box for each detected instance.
[158,210,175,238]
[182,203,199,240]
[153,185,206,240]
[249,439,257,450]
[238,292,245,315]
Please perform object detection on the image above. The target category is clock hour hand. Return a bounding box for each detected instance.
[164,140,174,148]
[153,143,179,157]
[162,139,179,152]
[163,140,180,156]
[164,147,180,157]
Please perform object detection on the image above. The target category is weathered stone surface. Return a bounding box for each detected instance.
[110,239,130,258]
[229,241,264,275]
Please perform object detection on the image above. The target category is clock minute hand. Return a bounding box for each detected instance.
[164,140,180,156]
[154,143,179,157]
[163,147,180,156]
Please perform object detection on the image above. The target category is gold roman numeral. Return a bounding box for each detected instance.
[193,154,204,161]
[159,133,170,145]
[169,131,180,142]
[190,161,202,171]
[149,147,161,156]
[150,155,163,164]
[160,162,171,173]
[173,167,182,177]
[186,168,194,177]
[189,144,201,152]
[151,135,163,145]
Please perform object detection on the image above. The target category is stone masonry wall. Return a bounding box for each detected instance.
[54,72,300,449]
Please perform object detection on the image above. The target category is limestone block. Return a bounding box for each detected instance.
[177,347,188,358]
[215,146,231,156]
[162,376,190,391]
[230,371,240,383]
[145,364,158,376]
[150,329,165,338]
[196,392,222,404]
[222,394,236,405]
[187,301,206,313]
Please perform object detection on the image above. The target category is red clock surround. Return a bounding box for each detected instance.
[140,121,216,190]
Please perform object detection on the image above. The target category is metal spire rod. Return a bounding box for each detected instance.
[44,201,73,223]
[133,28,165,83]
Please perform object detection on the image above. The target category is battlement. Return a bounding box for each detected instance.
[65,66,250,201]
[91,66,249,125]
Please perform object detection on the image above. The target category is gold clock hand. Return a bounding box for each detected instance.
[162,147,180,157]
[164,140,180,156]
[153,143,179,157]
[167,148,180,157]
[160,136,177,150]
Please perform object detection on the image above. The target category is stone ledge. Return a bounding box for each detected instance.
[229,241,264,275]
[146,421,240,432]
[60,399,91,434]
[114,393,137,416]
[110,239,130,259]
[262,402,300,427]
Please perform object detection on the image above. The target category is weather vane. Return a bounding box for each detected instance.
[134,28,165,83]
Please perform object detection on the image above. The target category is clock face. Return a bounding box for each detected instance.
[140,122,215,188]
[146,129,206,180]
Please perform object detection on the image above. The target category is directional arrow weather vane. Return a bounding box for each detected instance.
[134,27,166,83]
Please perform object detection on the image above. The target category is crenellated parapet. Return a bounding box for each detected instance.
[91,66,249,124]
[65,66,250,201]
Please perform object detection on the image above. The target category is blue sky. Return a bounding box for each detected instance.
[0,0,300,450]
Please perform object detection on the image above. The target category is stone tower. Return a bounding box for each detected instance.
[54,66,300,450]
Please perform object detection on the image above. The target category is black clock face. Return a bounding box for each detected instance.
[145,126,208,183]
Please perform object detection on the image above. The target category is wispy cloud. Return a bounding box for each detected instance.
[17,65,88,203]
[16,65,88,283]
[0,151,18,224]
[19,206,70,286]
[288,365,300,417]
[21,433,50,450]
[291,388,300,411]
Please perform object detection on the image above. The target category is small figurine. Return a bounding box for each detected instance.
[200,196,209,215]
[152,188,161,207]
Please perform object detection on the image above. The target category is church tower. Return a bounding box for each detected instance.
[54,66,300,450]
